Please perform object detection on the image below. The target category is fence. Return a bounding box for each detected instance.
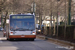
[42,25,75,43]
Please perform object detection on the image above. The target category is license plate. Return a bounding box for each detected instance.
[21,36,25,37]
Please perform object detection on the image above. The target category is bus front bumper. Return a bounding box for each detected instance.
[9,35,36,39]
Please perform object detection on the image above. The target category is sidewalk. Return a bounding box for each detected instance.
[37,35,75,50]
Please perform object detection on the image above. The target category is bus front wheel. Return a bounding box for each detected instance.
[31,38,34,41]
[7,38,14,41]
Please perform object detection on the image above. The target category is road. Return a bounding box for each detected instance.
[0,31,71,50]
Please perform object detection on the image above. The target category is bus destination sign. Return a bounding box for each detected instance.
[12,16,33,19]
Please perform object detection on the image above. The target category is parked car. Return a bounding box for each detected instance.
[0,27,3,31]
[36,25,44,34]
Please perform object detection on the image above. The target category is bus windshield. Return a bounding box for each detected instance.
[10,15,35,31]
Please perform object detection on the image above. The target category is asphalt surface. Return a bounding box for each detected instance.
[0,31,71,50]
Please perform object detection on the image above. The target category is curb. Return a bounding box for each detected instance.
[37,35,75,50]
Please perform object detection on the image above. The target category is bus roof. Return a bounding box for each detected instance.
[10,13,34,16]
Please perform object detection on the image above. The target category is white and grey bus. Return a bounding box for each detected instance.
[5,13,36,41]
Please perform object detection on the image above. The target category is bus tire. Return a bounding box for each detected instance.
[9,39,14,41]
[7,38,14,41]
[31,38,34,41]
[7,38,9,40]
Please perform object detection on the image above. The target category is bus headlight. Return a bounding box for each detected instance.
[10,32,13,35]
[32,32,36,35]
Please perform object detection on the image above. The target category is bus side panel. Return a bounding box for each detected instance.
[8,14,36,39]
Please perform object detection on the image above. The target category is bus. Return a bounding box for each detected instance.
[5,13,36,41]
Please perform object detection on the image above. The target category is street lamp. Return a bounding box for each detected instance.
[31,0,36,14]
[64,0,67,39]
[56,0,60,38]
[68,0,72,25]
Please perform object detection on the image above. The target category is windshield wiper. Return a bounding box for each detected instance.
[10,29,16,31]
